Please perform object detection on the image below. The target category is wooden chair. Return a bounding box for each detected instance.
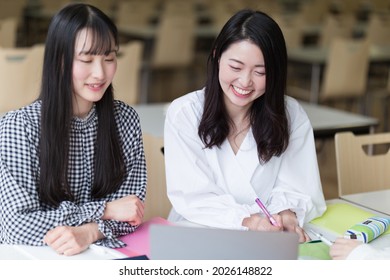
[144,13,196,102]
[319,38,370,112]
[142,133,172,220]
[297,0,330,25]
[318,14,355,48]
[335,131,390,196]
[0,44,45,113]
[0,0,26,20]
[273,14,304,50]
[0,18,18,48]
[151,14,196,69]
[115,0,158,28]
[365,13,390,47]
[24,44,45,103]
[113,41,143,105]
[39,0,70,13]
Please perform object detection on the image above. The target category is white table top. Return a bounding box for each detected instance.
[0,244,127,260]
[132,101,378,139]
[340,189,390,216]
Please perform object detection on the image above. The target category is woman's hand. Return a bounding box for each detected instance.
[103,195,144,226]
[278,210,310,243]
[329,237,362,260]
[242,213,283,231]
[44,223,102,256]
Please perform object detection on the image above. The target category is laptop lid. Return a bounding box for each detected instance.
[149,224,299,260]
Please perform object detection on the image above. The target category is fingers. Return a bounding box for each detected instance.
[104,195,145,223]
[44,227,73,255]
[44,225,93,256]
[295,227,310,243]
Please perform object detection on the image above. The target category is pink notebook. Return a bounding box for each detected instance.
[114,217,171,258]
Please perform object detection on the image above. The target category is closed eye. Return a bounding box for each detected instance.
[230,65,241,71]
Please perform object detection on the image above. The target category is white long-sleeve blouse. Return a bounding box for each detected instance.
[164,89,326,230]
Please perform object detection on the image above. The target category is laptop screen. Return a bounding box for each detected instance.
[149,224,299,260]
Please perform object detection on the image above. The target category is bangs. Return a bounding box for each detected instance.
[79,25,118,55]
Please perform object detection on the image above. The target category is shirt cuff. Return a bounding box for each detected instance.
[94,219,126,248]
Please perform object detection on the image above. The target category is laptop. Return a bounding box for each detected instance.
[149,224,299,260]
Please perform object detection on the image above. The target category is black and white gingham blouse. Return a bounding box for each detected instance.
[0,100,147,248]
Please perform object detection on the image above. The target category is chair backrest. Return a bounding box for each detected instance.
[163,0,194,15]
[24,44,45,104]
[369,0,390,13]
[84,0,114,15]
[298,0,330,25]
[335,131,390,196]
[142,133,172,220]
[0,18,18,48]
[116,0,158,27]
[365,13,390,46]
[273,14,304,49]
[336,0,363,14]
[0,44,45,113]
[320,38,370,101]
[113,41,143,105]
[318,14,355,47]
[151,14,196,68]
[39,0,70,13]
[0,0,26,21]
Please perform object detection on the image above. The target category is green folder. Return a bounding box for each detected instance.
[299,203,390,260]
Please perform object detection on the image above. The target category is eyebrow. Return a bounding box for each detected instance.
[77,49,117,55]
[229,58,265,68]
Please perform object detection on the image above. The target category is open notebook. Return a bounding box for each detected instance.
[149,224,299,260]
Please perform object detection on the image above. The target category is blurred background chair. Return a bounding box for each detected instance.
[335,131,390,196]
[317,14,356,48]
[116,0,158,29]
[296,0,330,26]
[142,132,172,220]
[273,14,305,50]
[143,11,196,103]
[365,13,390,47]
[0,44,44,113]
[319,38,370,113]
[113,41,144,105]
[0,17,18,48]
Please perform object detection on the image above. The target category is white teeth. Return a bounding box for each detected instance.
[233,85,251,95]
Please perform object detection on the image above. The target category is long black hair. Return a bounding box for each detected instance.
[198,9,289,163]
[39,3,125,206]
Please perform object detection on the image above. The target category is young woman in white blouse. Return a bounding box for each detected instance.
[0,4,146,255]
[164,9,326,242]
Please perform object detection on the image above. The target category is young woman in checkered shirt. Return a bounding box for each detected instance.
[0,3,147,256]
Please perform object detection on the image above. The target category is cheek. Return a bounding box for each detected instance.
[72,63,87,81]
[256,76,266,89]
[218,66,234,85]
[106,63,117,80]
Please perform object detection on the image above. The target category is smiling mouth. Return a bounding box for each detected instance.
[86,83,105,90]
[232,85,252,95]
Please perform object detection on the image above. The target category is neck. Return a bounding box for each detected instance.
[73,100,93,119]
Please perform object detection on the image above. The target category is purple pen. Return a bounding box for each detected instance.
[255,198,279,226]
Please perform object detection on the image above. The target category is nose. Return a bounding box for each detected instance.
[91,60,105,80]
[239,71,253,87]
